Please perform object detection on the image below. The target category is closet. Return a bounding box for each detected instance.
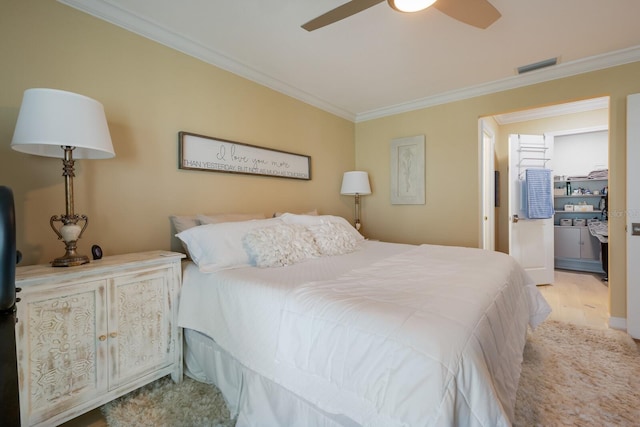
[552,130,608,273]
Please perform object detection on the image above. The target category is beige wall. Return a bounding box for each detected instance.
[0,1,355,265]
[3,1,640,322]
[355,63,640,321]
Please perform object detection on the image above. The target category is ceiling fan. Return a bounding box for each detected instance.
[302,0,501,31]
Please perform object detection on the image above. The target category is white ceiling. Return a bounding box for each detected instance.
[59,0,640,122]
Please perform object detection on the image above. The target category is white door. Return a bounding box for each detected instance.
[481,123,495,250]
[627,93,640,338]
[508,134,555,285]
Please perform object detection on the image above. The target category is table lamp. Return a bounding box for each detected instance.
[340,171,371,230]
[11,88,115,267]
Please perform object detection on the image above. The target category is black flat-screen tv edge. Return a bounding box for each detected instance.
[0,185,21,426]
[0,186,17,311]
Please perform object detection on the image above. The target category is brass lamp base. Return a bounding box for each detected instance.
[48,149,93,267]
[51,237,89,267]
[50,212,90,267]
[52,251,89,267]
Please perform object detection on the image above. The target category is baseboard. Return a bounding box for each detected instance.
[554,258,604,274]
[608,316,626,331]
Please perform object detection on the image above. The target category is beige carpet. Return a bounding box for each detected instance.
[102,320,640,426]
[514,320,640,426]
[101,376,233,427]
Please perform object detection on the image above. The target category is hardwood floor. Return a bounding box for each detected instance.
[60,268,611,427]
[538,269,640,351]
[538,268,609,329]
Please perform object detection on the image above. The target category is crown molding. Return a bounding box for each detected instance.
[492,96,610,125]
[57,0,357,121]
[355,46,640,122]
[58,1,640,124]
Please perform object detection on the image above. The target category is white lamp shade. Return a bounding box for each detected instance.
[341,171,371,195]
[11,88,115,159]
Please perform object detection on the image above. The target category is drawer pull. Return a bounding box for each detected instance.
[98,335,107,341]
[109,332,118,338]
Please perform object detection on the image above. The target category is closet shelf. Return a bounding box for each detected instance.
[554,210,604,213]
[554,194,604,198]
[554,178,608,183]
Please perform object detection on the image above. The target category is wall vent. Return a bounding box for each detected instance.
[517,57,558,74]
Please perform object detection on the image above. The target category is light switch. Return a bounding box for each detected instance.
[632,223,640,236]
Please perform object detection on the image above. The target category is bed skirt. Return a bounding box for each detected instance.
[184,328,361,427]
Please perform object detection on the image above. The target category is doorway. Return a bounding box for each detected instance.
[478,96,610,263]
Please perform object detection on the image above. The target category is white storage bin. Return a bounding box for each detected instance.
[574,205,593,212]
[560,219,572,226]
[573,218,586,226]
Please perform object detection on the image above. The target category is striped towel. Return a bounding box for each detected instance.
[526,168,554,219]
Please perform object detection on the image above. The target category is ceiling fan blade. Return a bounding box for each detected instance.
[302,0,385,31]
[433,0,501,29]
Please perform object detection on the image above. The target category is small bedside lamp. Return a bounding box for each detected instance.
[11,88,115,267]
[340,171,371,230]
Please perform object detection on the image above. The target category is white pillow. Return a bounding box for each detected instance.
[308,221,359,256]
[243,223,320,268]
[176,217,282,272]
[279,213,365,242]
[170,215,201,254]
[278,213,322,226]
[170,215,199,233]
[273,209,318,218]
[197,212,266,225]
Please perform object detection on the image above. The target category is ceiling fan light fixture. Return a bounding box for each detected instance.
[388,0,437,13]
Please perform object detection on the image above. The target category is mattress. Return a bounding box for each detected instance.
[178,241,551,426]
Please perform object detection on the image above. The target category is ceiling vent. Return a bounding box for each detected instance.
[517,57,558,74]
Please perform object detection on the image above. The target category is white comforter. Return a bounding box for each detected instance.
[178,242,550,426]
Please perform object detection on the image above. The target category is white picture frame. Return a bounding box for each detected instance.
[390,135,425,205]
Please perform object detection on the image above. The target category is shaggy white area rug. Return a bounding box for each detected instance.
[102,320,640,426]
[101,376,234,427]
[514,320,640,426]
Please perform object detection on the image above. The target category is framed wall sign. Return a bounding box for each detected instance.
[178,131,311,180]
[390,135,425,205]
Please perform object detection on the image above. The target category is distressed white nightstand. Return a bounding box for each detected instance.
[15,251,185,427]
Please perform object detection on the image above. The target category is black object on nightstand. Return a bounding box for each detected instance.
[91,245,103,260]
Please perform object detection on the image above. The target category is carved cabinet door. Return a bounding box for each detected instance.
[16,279,108,426]
[107,267,175,389]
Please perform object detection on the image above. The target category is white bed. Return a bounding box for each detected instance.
[175,214,551,427]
